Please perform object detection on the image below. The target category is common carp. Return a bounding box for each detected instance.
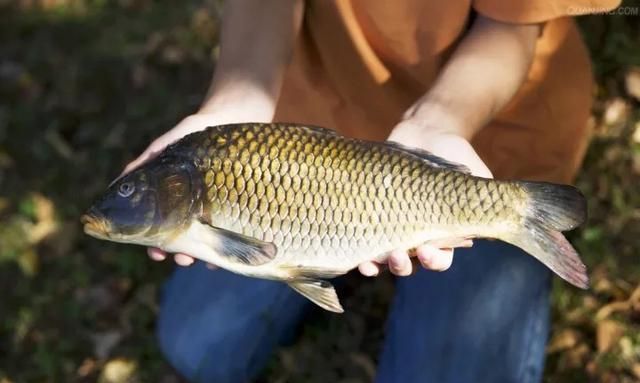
[82,123,588,312]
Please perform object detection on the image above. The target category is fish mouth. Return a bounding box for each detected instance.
[81,210,111,239]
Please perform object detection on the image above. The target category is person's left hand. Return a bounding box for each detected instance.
[357,119,493,277]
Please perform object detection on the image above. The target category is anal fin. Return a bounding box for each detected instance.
[279,264,345,279]
[288,279,344,313]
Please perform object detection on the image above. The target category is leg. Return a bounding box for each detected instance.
[156,262,309,383]
[376,240,552,383]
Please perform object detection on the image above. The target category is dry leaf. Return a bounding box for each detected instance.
[28,193,58,245]
[633,154,640,176]
[596,320,626,353]
[618,337,633,359]
[98,358,137,383]
[602,98,630,136]
[547,328,581,353]
[77,358,97,378]
[629,284,640,312]
[632,122,640,144]
[596,301,631,321]
[625,67,640,101]
[631,363,640,379]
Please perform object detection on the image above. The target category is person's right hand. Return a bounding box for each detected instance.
[120,113,228,266]
[121,104,278,267]
[123,113,231,176]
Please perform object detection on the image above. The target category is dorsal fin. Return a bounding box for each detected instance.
[385,141,471,174]
[293,124,340,136]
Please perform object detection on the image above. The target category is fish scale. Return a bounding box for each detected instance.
[84,122,590,312]
[174,123,513,267]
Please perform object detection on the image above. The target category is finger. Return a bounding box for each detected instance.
[147,247,166,261]
[206,263,218,270]
[388,249,413,276]
[120,152,150,177]
[358,261,380,277]
[174,253,195,266]
[416,244,454,271]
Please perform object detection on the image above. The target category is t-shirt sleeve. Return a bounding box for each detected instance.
[473,0,622,23]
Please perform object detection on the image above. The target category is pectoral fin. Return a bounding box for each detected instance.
[288,279,344,313]
[279,264,346,279]
[201,222,277,266]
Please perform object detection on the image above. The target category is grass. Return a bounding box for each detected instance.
[0,1,639,382]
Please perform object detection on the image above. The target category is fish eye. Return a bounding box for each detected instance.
[118,181,135,198]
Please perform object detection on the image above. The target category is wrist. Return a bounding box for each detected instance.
[391,105,469,145]
[198,78,278,122]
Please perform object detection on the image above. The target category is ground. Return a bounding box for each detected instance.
[0,1,639,382]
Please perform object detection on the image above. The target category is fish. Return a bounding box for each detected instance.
[82,123,588,313]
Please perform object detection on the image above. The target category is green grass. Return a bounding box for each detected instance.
[0,1,639,382]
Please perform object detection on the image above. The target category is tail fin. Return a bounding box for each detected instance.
[501,181,589,289]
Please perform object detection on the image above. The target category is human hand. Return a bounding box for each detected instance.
[357,119,493,277]
[121,106,274,267]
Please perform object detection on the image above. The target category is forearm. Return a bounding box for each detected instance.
[396,15,539,140]
[199,0,304,119]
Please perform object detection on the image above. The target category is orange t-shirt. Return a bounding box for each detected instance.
[273,0,621,183]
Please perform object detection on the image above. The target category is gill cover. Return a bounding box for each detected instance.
[86,157,201,239]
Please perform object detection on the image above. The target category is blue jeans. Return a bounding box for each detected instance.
[157,240,551,383]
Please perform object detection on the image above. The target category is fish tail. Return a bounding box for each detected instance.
[499,181,589,289]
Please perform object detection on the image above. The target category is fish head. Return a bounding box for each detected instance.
[81,158,201,246]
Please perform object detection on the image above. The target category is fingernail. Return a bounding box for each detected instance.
[147,248,166,261]
[174,254,194,266]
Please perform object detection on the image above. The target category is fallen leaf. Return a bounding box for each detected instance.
[632,153,640,175]
[632,122,640,144]
[16,248,37,276]
[629,284,640,312]
[618,336,633,359]
[77,358,97,378]
[29,193,57,244]
[602,98,630,136]
[547,328,581,353]
[625,67,640,101]
[191,7,218,42]
[596,301,631,320]
[596,320,626,353]
[98,358,137,383]
[631,363,640,379]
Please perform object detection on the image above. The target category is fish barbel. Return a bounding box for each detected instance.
[82,123,588,312]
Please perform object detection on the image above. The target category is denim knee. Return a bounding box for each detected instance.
[156,263,309,382]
